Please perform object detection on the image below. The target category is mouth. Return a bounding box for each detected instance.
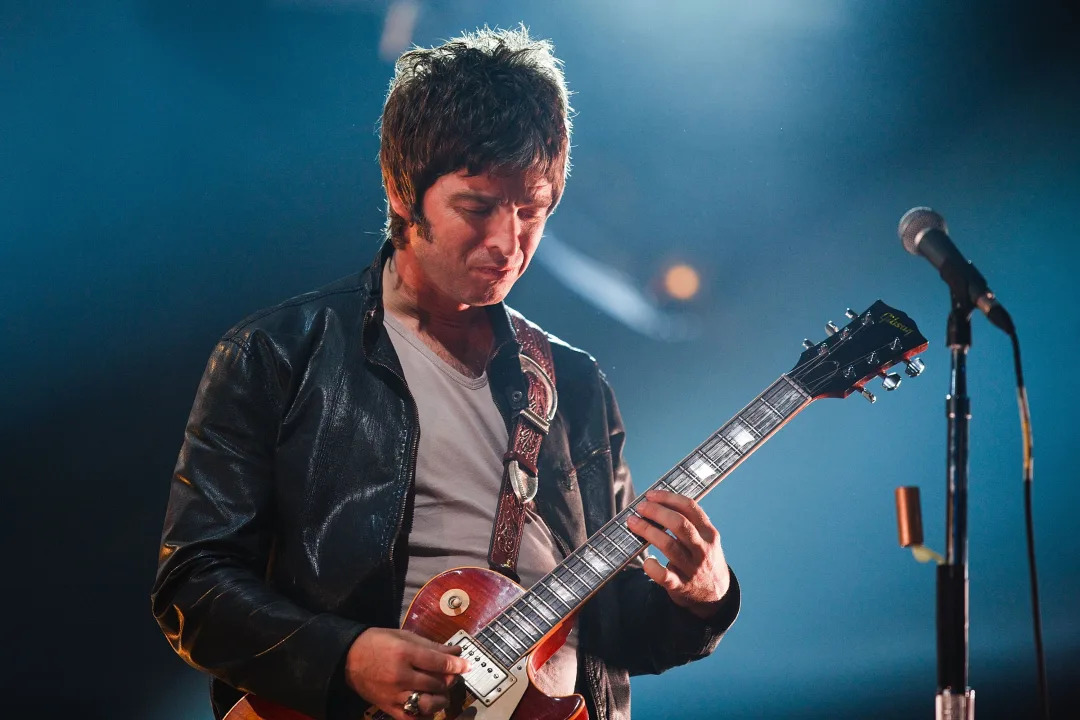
[472,265,515,279]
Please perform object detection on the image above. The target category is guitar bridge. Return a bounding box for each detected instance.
[446,630,518,707]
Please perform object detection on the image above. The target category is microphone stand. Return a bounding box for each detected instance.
[937,294,976,720]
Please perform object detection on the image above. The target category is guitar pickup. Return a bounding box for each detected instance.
[445,630,518,706]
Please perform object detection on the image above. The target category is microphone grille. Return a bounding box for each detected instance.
[898,207,947,255]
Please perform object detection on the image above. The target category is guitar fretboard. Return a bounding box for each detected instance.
[473,374,812,669]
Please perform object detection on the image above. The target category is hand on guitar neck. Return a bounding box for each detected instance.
[627,489,732,619]
[344,627,470,720]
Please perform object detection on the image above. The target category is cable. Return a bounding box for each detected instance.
[1010,329,1048,719]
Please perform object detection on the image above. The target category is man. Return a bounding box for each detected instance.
[153,27,739,720]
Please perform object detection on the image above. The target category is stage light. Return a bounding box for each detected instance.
[662,263,700,301]
[379,0,419,62]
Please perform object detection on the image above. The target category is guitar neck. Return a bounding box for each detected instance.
[473,374,814,669]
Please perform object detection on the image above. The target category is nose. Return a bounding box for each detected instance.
[485,207,521,263]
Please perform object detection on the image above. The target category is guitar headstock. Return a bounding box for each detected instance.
[788,301,929,402]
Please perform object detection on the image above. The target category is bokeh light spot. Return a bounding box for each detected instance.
[663,263,701,301]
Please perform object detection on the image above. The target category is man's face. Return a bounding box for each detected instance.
[399,168,554,308]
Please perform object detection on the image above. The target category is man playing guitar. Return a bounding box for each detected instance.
[152,26,738,720]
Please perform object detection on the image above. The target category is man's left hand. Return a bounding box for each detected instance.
[627,489,730,619]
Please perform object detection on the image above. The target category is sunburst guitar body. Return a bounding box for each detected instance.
[224,567,586,720]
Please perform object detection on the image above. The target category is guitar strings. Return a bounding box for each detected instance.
[469,316,899,674]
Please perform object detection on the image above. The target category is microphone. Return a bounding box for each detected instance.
[898,207,1014,333]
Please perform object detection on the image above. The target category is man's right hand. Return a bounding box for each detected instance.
[344,627,470,720]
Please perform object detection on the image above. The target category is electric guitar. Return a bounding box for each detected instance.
[224,300,928,720]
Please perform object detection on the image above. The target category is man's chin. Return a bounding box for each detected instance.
[463,283,512,308]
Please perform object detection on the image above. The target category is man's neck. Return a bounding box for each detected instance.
[382,256,494,378]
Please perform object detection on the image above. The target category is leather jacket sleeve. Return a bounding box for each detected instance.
[151,333,366,720]
[584,375,740,676]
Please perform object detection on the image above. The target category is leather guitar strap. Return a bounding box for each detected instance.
[488,311,558,579]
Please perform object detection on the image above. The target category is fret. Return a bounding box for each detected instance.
[581,544,613,574]
[489,619,527,654]
[680,467,708,494]
[690,451,723,479]
[610,519,642,551]
[716,430,745,456]
[737,416,763,438]
[569,555,602,583]
[488,617,524,651]
[517,600,548,632]
[476,630,516,667]
[779,373,812,401]
[595,529,629,561]
[492,644,516,667]
[495,615,532,649]
[538,579,573,611]
[655,477,682,495]
[664,471,700,497]
[759,396,785,420]
[701,434,739,470]
[741,401,778,436]
[613,532,645,560]
[723,420,758,450]
[742,406,771,434]
[764,381,795,409]
[523,592,559,623]
[673,455,708,490]
[507,604,544,638]
[548,573,581,604]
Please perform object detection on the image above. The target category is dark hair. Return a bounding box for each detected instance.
[379,25,573,248]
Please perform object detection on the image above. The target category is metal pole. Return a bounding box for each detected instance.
[937,304,975,720]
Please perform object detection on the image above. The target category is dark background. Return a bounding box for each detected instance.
[2,1,1078,718]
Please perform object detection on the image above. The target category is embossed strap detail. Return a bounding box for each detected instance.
[488,312,557,577]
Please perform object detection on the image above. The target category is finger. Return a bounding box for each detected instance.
[403,669,455,694]
[409,645,471,675]
[635,499,704,554]
[630,500,695,557]
[392,690,449,720]
[642,556,684,591]
[404,632,464,655]
[645,490,715,536]
[646,490,719,543]
[627,513,692,568]
[421,691,450,715]
[377,699,408,720]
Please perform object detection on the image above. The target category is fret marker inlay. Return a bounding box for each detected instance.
[732,427,755,448]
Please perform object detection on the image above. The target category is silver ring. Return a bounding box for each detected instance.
[402,691,422,717]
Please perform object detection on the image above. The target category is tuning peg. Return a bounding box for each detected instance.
[802,339,815,349]
[825,321,840,336]
[857,387,877,404]
[845,308,859,320]
[881,372,902,391]
[903,357,925,377]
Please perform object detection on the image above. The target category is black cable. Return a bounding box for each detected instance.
[1010,329,1049,719]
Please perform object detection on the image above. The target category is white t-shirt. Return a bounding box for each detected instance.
[384,310,579,697]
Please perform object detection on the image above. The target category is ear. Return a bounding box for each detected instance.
[385,178,412,224]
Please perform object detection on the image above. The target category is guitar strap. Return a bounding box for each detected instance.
[488,311,558,579]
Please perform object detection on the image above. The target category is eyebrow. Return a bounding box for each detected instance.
[448,190,553,208]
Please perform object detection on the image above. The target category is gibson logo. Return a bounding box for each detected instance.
[880,311,914,335]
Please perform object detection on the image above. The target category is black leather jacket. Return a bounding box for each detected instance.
[152,242,740,720]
